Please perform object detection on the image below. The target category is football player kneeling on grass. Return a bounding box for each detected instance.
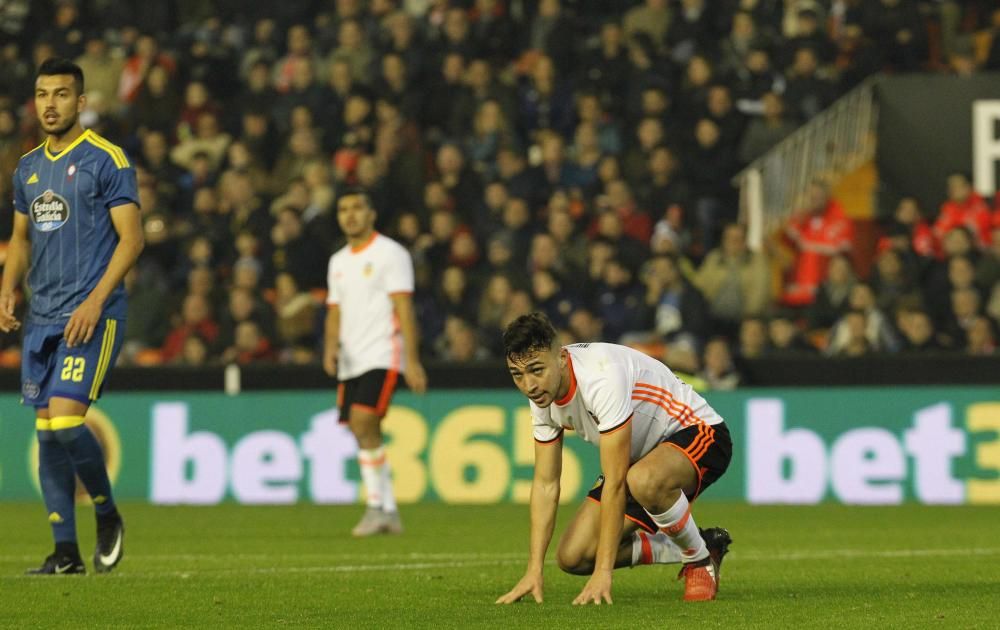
[496,313,733,605]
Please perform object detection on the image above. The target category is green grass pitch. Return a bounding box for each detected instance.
[1,502,997,628]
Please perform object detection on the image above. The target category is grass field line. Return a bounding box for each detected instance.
[2,547,999,579]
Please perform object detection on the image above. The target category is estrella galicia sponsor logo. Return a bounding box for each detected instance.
[30,189,70,232]
[23,379,40,400]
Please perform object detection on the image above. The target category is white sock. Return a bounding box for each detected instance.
[358,447,384,508]
[380,458,397,514]
[646,493,708,563]
[631,530,684,566]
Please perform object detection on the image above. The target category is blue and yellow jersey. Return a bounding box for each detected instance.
[12,129,139,325]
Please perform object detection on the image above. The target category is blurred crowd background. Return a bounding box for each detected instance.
[1,0,1000,389]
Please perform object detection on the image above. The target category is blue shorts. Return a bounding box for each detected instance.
[21,318,124,409]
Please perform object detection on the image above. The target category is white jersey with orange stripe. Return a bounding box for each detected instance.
[530,343,724,463]
[326,232,414,380]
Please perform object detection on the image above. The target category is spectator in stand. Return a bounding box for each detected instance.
[118,33,176,105]
[130,65,181,137]
[591,207,649,273]
[896,307,947,353]
[273,24,322,94]
[781,7,836,66]
[695,223,772,335]
[636,146,691,235]
[269,206,328,289]
[704,83,745,148]
[887,196,936,259]
[623,0,671,52]
[583,22,631,118]
[941,287,982,349]
[782,47,835,122]
[686,119,739,250]
[925,253,980,327]
[478,272,514,334]
[594,258,645,343]
[828,309,872,357]
[718,10,759,78]
[737,316,768,361]
[176,334,211,367]
[546,208,588,278]
[436,315,491,362]
[435,143,482,226]
[859,0,927,73]
[518,54,573,140]
[221,321,275,364]
[273,272,318,358]
[574,92,623,156]
[870,247,919,314]
[161,292,220,362]
[75,33,124,119]
[739,91,796,164]
[934,173,992,249]
[781,180,854,307]
[976,226,1000,290]
[826,283,900,354]
[698,337,741,390]
[531,269,577,329]
[633,254,708,372]
[965,315,997,356]
[768,310,817,356]
[214,286,275,358]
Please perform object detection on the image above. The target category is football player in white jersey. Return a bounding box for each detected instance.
[324,190,427,536]
[496,313,732,605]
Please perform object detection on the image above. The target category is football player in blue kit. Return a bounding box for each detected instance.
[0,58,143,575]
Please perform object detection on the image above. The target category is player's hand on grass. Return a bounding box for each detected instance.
[64,295,102,347]
[495,572,543,604]
[0,291,20,332]
[572,570,613,606]
[405,360,427,394]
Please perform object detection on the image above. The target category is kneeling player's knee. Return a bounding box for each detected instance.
[555,545,592,575]
[627,465,679,506]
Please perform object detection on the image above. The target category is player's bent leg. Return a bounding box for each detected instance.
[555,498,641,575]
[627,442,719,601]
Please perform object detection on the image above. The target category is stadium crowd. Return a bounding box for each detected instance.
[2,0,1000,388]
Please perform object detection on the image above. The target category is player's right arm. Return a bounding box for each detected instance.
[323,255,341,377]
[323,303,340,377]
[496,432,563,604]
[0,212,31,332]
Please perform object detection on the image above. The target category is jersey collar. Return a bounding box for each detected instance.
[44,128,91,162]
[350,231,378,254]
[554,353,577,406]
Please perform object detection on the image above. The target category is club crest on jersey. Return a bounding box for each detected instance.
[23,379,40,400]
[67,164,77,179]
[30,189,70,232]
[363,262,373,277]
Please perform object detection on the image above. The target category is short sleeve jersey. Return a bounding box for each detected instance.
[326,232,414,380]
[530,343,724,463]
[12,129,139,324]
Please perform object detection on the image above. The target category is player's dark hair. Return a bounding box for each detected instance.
[503,312,557,362]
[37,57,84,96]
[337,187,372,209]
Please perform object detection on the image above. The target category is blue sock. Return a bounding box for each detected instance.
[52,418,117,517]
[37,426,78,545]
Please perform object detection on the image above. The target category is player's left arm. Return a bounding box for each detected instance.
[64,202,144,347]
[390,291,427,394]
[572,416,632,606]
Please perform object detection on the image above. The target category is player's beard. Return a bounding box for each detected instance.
[42,112,78,139]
